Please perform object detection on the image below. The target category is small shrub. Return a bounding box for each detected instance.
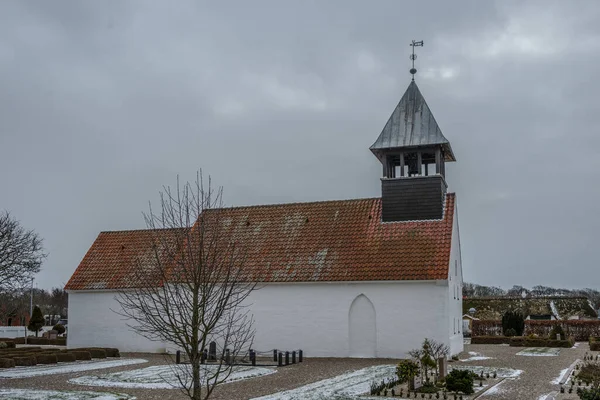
[397,359,420,384]
[53,324,66,335]
[0,358,16,368]
[445,369,474,395]
[0,342,7,349]
[578,387,600,400]
[417,382,439,394]
[549,325,565,340]
[577,362,600,385]
[3,341,16,349]
[505,328,517,337]
[27,305,45,336]
[35,354,57,364]
[56,353,76,363]
[13,356,36,366]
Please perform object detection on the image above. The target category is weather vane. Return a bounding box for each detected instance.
[409,40,424,80]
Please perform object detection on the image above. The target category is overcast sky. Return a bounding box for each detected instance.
[1,1,599,291]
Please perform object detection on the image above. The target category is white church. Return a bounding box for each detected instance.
[65,78,464,358]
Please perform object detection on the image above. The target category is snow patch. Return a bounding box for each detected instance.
[550,300,560,319]
[516,348,561,357]
[251,365,396,399]
[479,379,507,397]
[0,359,147,379]
[0,389,134,400]
[70,365,275,389]
[461,351,493,362]
[552,368,569,384]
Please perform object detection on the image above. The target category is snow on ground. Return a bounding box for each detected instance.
[0,389,134,400]
[516,348,561,357]
[450,365,523,378]
[0,359,147,379]
[478,379,508,397]
[70,364,276,389]
[550,300,560,320]
[251,364,396,400]
[551,368,570,384]
[461,351,493,362]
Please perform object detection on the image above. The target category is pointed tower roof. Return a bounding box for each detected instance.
[370,81,456,161]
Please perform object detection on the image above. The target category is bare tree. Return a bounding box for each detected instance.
[0,211,45,324]
[0,211,45,292]
[115,173,256,400]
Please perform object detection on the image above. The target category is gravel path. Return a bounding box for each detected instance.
[456,343,590,400]
[0,353,395,400]
[0,345,594,400]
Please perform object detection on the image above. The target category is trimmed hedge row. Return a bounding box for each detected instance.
[0,337,66,346]
[473,320,600,341]
[14,356,36,366]
[0,358,15,368]
[471,336,511,344]
[56,353,77,363]
[68,351,92,361]
[591,336,600,351]
[0,341,16,349]
[509,336,574,348]
[35,354,57,364]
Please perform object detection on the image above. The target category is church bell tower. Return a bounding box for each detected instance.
[370,41,456,222]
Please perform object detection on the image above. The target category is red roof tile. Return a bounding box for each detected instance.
[65,194,455,290]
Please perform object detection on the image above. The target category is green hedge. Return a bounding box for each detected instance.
[471,336,511,344]
[590,336,600,351]
[509,336,574,348]
[26,337,66,346]
[67,351,92,361]
[0,341,16,349]
[34,354,57,364]
[13,356,36,367]
[0,358,15,368]
[56,353,77,363]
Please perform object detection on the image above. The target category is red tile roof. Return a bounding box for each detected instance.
[65,194,455,290]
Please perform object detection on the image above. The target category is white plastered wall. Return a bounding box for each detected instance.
[66,290,166,353]
[447,202,465,356]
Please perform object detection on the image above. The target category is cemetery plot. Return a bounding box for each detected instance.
[251,364,396,399]
[0,389,134,400]
[70,364,276,389]
[0,358,147,379]
[516,347,561,356]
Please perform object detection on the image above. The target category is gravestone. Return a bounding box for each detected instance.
[438,356,448,378]
[208,342,217,361]
[411,375,422,391]
[556,333,561,340]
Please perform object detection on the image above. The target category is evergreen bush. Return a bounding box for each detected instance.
[27,306,45,337]
[502,311,525,336]
[445,370,474,394]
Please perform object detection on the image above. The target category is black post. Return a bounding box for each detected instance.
[250,350,256,366]
[273,349,277,362]
[292,351,296,364]
[299,349,303,362]
[176,350,181,364]
[285,351,290,366]
[278,352,283,367]
[201,349,207,364]
[225,349,231,365]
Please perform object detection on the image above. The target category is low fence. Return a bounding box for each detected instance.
[0,327,27,338]
[175,347,303,367]
[472,319,600,341]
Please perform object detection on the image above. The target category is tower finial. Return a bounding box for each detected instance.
[409,40,424,80]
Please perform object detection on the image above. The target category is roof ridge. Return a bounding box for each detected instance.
[100,227,186,234]
[217,197,380,211]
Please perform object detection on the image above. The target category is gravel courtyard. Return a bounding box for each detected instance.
[0,343,594,400]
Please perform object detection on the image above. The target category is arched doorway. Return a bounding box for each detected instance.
[348,294,376,357]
